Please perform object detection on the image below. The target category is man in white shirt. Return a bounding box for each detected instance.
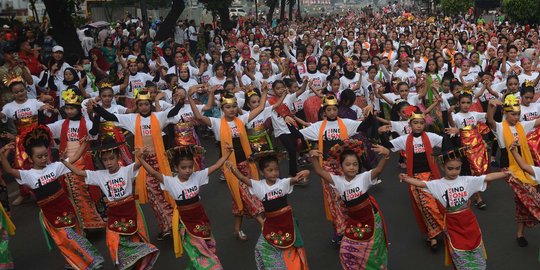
[188,20,198,56]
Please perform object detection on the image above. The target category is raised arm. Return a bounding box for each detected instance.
[370,145,390,179]
[484,171,511,182]
[208,144,233,175]
[399,173,427,188]
[187,86,211,126]
[307,150,333,185]
[509,142,535,176]
[247,86,268,122]
[136,149,164,183]
[60,157,87,177]
[225,160,252,187]
[0,143,20,179]
[486,99,501,131]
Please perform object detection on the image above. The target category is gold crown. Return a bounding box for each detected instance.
[2,72,23,87]
[136,91,152,101]
[504,94,520,112]
[99,82,113,89]
[409,112,425,120]
[221,95,237,106]
[524,80,535,88]
[246,89,258,98]
[461,87,473,95]
[62,88,83,105]
[322,95,338,107]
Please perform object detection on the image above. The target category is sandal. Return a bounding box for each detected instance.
[475,200,487,210]
[234,230,248,241]
[426,238,438,252]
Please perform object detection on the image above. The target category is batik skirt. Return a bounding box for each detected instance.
[145,154,175,233]
[507,176,540,228]
[409,172,445,239]
[0,204,14,270]
[444,207,486,270]
[322,160,347,235]
[231,161,265,217]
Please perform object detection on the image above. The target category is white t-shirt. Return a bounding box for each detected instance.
[494,120,536,149]
[166,65,200,80]
[115,111,174,135]
[249,178,293,201]
[1,99,43,123]
[390,132,443,152]
[330,170,377,202]
[390,120,411,136]
[394,69,417,92]
[425,176,487,209]
[161,169,208,201]
[530,166,540,185]
[382,93,420,106]
[270,94,296,137]
[122,72,154,98]
[521,104,540,122]
[518,72,540,93]
[47,118,95,141]
[241,72,263,90]
[18,162,70,188]
[85,163,138,201]
[247,106,272,130]
[300,118,361,141]
[173,104,204,123]
[209,113,250,141]
[451,112,486,129]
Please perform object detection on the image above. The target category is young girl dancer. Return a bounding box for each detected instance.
[0,127,104,269]
[188,89,266,240]
[400,145,510,269]
[61,136,159,270]
[380,106,444,250]
[299,95,373,243]
[487,94,540,247]
[138,145,232,270]
[47,86,106,230]
[519,82,540,165]
[227,153,310,269]
[309,140,390,270]
[91,90,186,239]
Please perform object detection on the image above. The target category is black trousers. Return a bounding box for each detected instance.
[279,133,298,177]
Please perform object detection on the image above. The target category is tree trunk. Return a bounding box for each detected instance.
[280,0,286,20]
[297,0,301,19]
[288,0,294,20]
[42,0,84,58]
[217,7,233,31]
[154,0,185,42]
[267,0,277,23]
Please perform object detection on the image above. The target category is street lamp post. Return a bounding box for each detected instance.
[255,0,258,21]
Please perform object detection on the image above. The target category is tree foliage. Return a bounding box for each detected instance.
[440,0,473,16]
[503,0,540,24]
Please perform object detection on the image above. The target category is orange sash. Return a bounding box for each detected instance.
[503,121,536,185]
[318,118,348,220]
[220,117,259,211]
[134,113,173,203]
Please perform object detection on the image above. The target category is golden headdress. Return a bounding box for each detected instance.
[62,87,83,105]
[221,94,237,106]
[404,105,424,121]
[504,94,520,112]
[246,89,259,98]
[322,95,338,107]
[2,72,23,88]
[524,80,535,88]
[135,91,152,101]
[98,82,113,89]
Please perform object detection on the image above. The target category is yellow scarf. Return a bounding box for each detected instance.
[220,117,258,211]
[134,113,174,203]
[0,204,14,236]
[318,118,348,220]
[503,121,537,185]
[172,209,182,257]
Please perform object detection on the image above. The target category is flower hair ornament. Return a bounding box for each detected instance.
[403,105,424,121]
[325,139,365,172]
[249,150,288,163]
[62,87,83,105]
[2,72,23,88]
[503,94,520,112]
[524,80,535,88]
[21,125,54,149]
[166,145,206,160]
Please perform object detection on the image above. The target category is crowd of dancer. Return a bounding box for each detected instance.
[0,2,540,270]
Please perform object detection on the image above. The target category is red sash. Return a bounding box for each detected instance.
[269,96,294,119]
[59,118,94,170]
[445,208,482,250]
[37,190,77,229]
[177,202,212,239]
[344,199,375,241]
[106,196,138,235]
[262,206,295,249]
[406,132,440,178]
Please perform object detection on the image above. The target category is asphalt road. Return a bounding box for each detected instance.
[6,137,540,269]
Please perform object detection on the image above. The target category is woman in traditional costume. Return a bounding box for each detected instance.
[91,89,186,239]
[139,145,233,270]
[0,126,104,269]
[487,94,540,247]
[400,143,511,270]
[47,86,106,230]
[188,89,266,240]
[0,74,54,205]
[227,152,310,269]
[519,82,540,165]
[379,105,445,250]
[61,136,159,270]
[309,140,390,270]
[299,95,373,244]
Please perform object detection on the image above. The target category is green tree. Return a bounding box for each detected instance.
[503,0,540,24]
[440,0,473,15]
